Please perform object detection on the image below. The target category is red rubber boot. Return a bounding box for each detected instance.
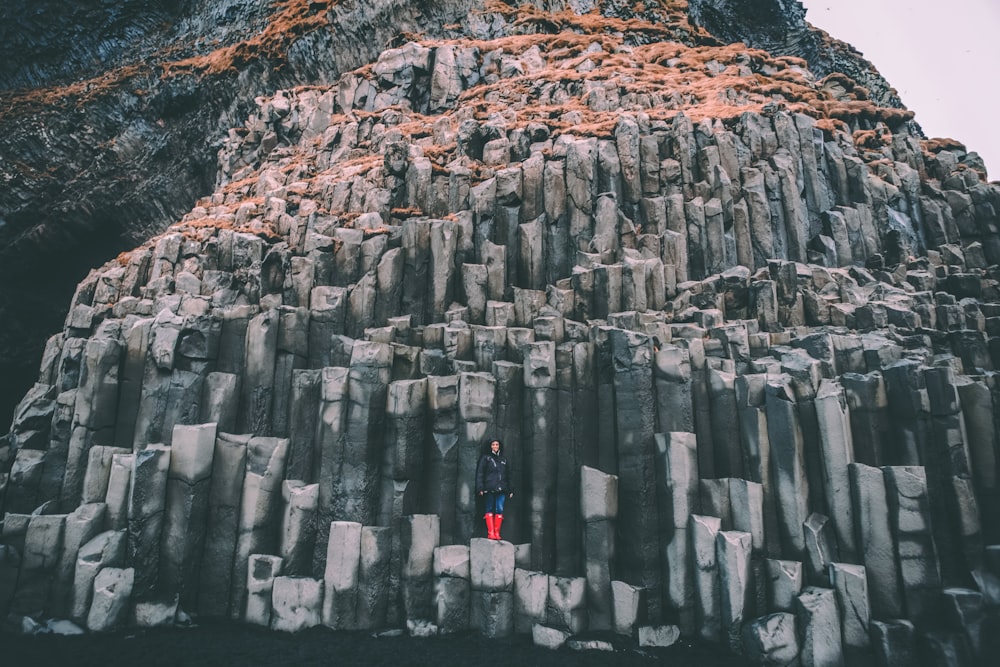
[484,513,496,539]
[494,514,504,541]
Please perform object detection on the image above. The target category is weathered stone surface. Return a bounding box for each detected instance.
[230,436,288,618]
[796,586,844,667]
[279,481,318,577]
[198,432,248,618]
[546,575,587,635]
[246,554,282,626]
[532,623,570,650]
[471,537,515,593]
[71,530,126,624]
[1,0,997,648]
[717,530,753,653]
[86,567,134,633]
[471,590,513,638]
[766,559,804,613]
[358,525,391,630]
[514,567,548,634]
[322,521,361,630]
[828,562,870,652]
[160,422,216,607]
[127,443,170,600]
[742,612,800,667]
[691,513,722,643]
[401,514,440,623]
[435,575,470,634]
[638,624,681,648]
[270,576,323,633]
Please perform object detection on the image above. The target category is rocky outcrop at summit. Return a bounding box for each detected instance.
[2,1,1000,665]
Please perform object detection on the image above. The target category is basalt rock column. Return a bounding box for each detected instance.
[765,376,810,559]
[312,367,348,573]
[322,521,361,630]
[424,375,460,545]
[580,465,618,631]
[401,514,440,626]
[471,537,515,637]
[884,466,942,623]
[524,341,557,571]
[198,432,248,617]
[849,463,903,619]
[656,431,700,634]
[127,443,170,600]
[279,481,319,576]
[50,502,105,617]
[357,525,391,629]
[610,329,661,620]
[230,436,288,618]
[691,513,722,643]
[159,422,216,607]
[456,373,495,544]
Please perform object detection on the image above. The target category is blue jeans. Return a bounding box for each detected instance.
[484,492,506,515]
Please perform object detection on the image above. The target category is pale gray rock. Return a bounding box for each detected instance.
[429,566,467,634]
[546,575,587,634]
[742,612,800,667]
[279,481,319,576]
[246,554,283,627]
[848,463,903,619]
[271,576,323,633]
[471,537,515,593]
[132,596,179,627]
[717,530,753,653]
[691,514,721,643]
[514,568,548,634]
[611,580,642,636]
[322,521,361,630]
[796,586,844,667]
[532,623,570,649]
[766,559,804,613]
[71,530,126,624]
[401,514,440,624]
[638,624,681,648]
[433,545,470,580]
[657,431,700,634]
[160,422,216,607]
[86,567,134,633]
[198,433,248,618]
[358,525,391,629]
[230,436,289,618]
[828,562,870,652]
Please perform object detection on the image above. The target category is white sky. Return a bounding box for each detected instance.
[798,0,1000,180]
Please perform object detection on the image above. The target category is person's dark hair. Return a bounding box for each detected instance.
[484,439,502,455]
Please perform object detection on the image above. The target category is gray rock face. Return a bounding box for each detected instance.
[2,1,999,661]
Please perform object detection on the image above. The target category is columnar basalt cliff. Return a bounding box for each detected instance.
[2,1,999,665]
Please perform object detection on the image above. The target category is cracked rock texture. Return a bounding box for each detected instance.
[2,1,999,664]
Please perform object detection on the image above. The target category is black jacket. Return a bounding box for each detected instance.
[476,452,512,494]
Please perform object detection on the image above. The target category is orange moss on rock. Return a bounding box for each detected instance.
[161,0,337,77]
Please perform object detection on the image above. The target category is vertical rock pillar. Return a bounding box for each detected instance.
[230,436,289,618]
[471,537,515,637]
[656,431,700,635]
[322,521,361,629]
[160,422,217,608]
[581,465,618,631]
[524,341,557,571]
[610,329,661,620]
[198,432,248,617]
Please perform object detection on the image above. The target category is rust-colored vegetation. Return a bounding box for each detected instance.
[161,0,337,77]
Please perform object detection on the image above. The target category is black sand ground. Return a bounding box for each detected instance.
[2,621,752,667]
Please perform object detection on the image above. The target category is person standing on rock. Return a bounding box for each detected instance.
[476,439,513,541]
